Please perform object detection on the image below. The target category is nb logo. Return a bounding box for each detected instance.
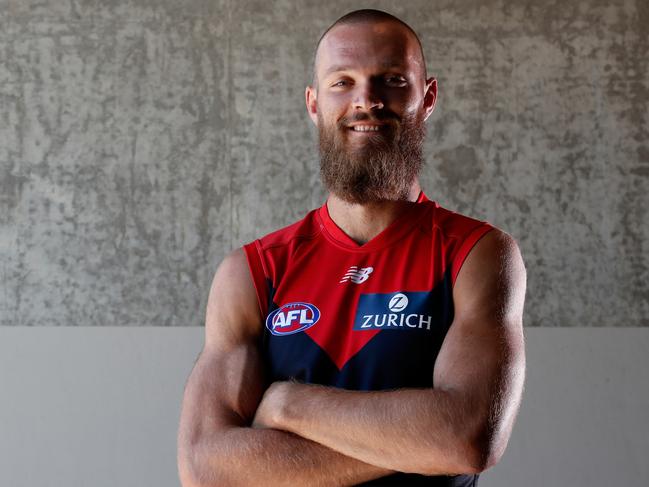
[340,266,374,284]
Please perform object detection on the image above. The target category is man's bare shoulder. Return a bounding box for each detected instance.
[453,226,526,315]
[204,247,263,351]
[467,227,524,275]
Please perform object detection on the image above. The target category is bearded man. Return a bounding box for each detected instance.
[178,8,526,487]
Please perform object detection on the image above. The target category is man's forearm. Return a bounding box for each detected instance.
[185,425,394,487]
[262,382,480,476]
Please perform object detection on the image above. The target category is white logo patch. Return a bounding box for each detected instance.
[340,266,374,284]
[388,293,409,312]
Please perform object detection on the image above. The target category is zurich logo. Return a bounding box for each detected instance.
[266,302,321,336]
[353,291,434,331]
[388,293,409,312]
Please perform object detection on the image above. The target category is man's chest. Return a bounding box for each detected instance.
[261,238,455,390]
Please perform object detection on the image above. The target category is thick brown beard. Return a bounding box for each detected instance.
[318,109,426,204]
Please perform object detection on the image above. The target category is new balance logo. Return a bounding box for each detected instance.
[340,266,374,284]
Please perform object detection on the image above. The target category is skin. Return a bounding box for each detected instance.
[177,247,395,487]
[177,20,526,487]
[307,21,438,244]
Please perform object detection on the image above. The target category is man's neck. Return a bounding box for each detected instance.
[326,181,422,246]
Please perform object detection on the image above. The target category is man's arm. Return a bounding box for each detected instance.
[176,248,395,487]
[253,229,527,476]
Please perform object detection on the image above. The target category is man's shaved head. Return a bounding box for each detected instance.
[311,9,427,89]
[306,9,437,204]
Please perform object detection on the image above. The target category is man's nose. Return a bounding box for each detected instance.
[353,83,384,111]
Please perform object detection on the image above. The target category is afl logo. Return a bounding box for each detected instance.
[388,293,409,312]
[266,302,321,336]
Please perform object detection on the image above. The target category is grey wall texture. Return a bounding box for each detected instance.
[1,0,647,327]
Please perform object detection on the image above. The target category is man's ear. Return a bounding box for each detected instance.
[305,85,318,127]
[423,77,437,122]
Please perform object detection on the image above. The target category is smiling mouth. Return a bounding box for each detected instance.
[347,125,386,134]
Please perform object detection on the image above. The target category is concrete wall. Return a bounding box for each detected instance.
[2,0,647,328]
[1,1,648,486]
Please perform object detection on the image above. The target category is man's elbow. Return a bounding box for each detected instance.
[178,456,201,487]
[177,438,228,487]
[415,439,487,477]
[419,428,507,475]
[466,431,510,474]
[178,444,205,487]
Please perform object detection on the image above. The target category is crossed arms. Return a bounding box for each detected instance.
[177,229,526,487]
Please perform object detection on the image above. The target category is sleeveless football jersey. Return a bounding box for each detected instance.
[243,191,494,487]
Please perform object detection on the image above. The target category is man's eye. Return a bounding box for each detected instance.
[386,76,407,85]
[332,80,348,87]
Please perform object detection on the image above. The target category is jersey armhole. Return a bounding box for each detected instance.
[243,240,270,319]
[450,224,495,288]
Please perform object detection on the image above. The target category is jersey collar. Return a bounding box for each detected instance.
[317,190,432,252]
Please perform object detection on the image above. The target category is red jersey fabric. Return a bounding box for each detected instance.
[242,191,493,486]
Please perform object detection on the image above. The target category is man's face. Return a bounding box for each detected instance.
[306,21,437,204]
